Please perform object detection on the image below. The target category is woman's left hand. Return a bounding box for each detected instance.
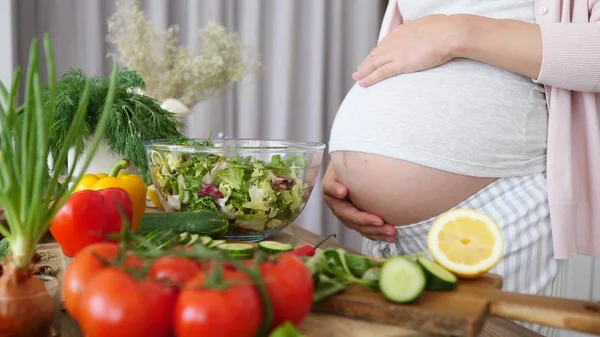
[353,14,464,87]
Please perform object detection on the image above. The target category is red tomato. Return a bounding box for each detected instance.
[148,256,203,286]
[62,243,118,320]
[260,253,314,329]
[78,268,177,337]
[175,270,263,337]
[62,243,143,320]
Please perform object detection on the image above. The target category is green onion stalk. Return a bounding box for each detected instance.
[0,33,119,278]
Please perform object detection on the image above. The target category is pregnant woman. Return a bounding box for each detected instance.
[324,1,600,335]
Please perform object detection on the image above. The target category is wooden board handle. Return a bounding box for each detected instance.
[475,288,600,334]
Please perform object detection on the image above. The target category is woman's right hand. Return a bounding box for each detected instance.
[322,164,397,242]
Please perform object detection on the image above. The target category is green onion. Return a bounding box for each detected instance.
[0,33,119,271]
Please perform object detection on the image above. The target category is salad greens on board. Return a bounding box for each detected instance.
[148,139,308,234]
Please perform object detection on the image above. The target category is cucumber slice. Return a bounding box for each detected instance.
[417,257,457,291]
[258,241,294,254]
[217,243,255,258]
[179,232,190,243]
[199,236,213,246]
[208,240,226,248]
[379,256,426,303]
[187,234,200,246]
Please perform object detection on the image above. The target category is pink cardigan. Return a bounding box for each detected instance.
[379,0,600,259]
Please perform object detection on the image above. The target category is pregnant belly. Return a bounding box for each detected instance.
[330,151,497,226]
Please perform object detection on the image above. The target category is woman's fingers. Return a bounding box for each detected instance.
[322,179,348,199]
[354,46,393,80]
[321,163,396,243]
[358,224,397,237]
[322,165,349,199]
[358,224,397,242]
[357,61,401,87]
[324,195,384,227]
[362,234,396,242]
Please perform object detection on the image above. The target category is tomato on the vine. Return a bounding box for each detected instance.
[78,267,177,337]
[62,243,118,320]
[62,242,142,321]
[260,253,314,329]
[175,269,263,337]
[148,256,203,286]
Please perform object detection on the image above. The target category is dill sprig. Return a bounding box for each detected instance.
[45,68,184,183]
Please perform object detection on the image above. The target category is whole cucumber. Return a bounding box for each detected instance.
[139,210,229,238]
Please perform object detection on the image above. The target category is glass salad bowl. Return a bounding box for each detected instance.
[145,139,326,241]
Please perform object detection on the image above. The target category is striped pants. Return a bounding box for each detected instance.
[362,172,567,337]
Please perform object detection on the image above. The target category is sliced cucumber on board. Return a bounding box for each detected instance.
[187,234,200,245]
[217,243,255,259]
[417,256,457,291]
[379,256,427,303]
[179,232,190,243]
[199,236,213,246]
[208,240,226,248]
[258,241,294,254]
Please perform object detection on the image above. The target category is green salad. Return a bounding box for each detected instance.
[148,148,308,234]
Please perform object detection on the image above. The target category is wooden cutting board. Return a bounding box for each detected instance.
[312,272,600,336]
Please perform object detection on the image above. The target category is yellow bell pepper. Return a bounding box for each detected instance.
[74,159,146,231]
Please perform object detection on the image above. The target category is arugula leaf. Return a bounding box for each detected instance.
[305,248,389,302]
[313,273,347,303]
[345,253,372,278]
[360,267,381,291]
[305,251,330,278]
[323,248,358,283]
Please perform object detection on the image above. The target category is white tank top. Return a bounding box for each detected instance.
[328,0,547,178]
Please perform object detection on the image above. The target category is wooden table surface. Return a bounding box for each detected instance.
[57,224,541,337]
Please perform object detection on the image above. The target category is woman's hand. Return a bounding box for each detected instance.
[354,13,545,87]
[322,164,397,242]
[353,14,464,87]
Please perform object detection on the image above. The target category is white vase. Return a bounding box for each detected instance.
[161,98,191,128]
[66,140,138,177]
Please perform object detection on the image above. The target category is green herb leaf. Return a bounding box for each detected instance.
[323,248,358,283]
[313,273,346,303]
[46,68,183,184]
[360,267,381,291]
[345,253,373,278]
[268,322,305,337]
[305,251,331,278]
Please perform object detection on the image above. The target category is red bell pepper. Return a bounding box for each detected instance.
[50,188,134,258]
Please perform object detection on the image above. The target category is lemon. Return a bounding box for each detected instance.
[146,184,163,210]
[427,209,504,279]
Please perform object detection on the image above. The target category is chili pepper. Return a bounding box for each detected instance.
[50,188,134,258]
[290,233,337,257]
[73,159,146,232]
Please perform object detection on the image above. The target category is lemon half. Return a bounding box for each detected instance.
[428,209,504,279]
